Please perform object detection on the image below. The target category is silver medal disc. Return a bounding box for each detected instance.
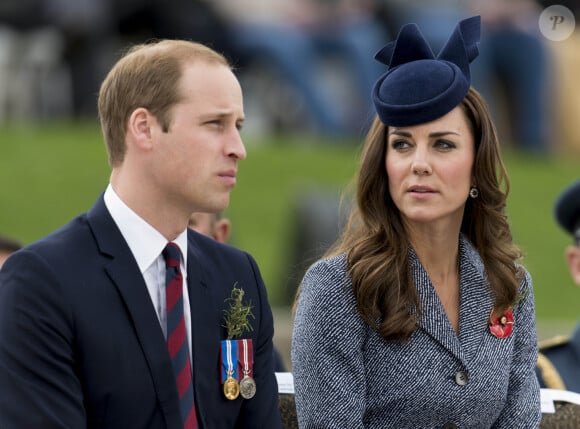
[239,376,256,399]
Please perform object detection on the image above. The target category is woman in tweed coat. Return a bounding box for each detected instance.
[291,16,541,429]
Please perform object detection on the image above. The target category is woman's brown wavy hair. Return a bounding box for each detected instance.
[322,87,523,341]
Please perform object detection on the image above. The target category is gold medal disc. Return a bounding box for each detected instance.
[223,375,240,400]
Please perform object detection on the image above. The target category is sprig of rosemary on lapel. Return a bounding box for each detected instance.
[223,283,255,340]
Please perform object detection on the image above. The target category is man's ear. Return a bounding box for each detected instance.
[213,218,232,244]
[565,245,580,286]
[127,108,154,150]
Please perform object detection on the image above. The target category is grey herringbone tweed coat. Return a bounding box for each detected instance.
[292,236,541,428]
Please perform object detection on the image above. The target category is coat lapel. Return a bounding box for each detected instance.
[413,256,465,364]
[87,196,182,428]
[457,238,494,360]
[187,236,220,429]
[413,237,495,369]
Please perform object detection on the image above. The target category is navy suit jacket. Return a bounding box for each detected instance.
[0,196,282,429]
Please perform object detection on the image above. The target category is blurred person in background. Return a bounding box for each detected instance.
[42,0,117,117]
[469,0,551,154]
[0,0,117,118]
[292,16,541,427]
[210,0,390,136]
[112,0,233,62]
[0,0,233,120]
[0,39,282,428]
[375,0,465,52]
[537,179,580,393]
[188,212,232,244]
[0,234,22,268]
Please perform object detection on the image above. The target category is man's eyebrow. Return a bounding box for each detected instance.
[200,112,245,122]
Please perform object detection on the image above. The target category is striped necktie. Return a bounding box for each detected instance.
[163,242,198,429]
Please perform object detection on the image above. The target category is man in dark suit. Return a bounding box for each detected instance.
[537,179,580,393]
[0,40,282,428]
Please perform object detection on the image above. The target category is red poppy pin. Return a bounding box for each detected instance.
[489,307,514,338]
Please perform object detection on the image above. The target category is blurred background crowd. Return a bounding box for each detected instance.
[2,0,580,370]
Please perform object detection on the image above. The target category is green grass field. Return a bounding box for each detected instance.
[1,122,579,331]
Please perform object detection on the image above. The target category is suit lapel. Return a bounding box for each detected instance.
[87,196,182,428]
[187,236,219,429]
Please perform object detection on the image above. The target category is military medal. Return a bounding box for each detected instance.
[238,339,256,399]
[220,340,239,400]
[239,375,256,399]
[223,371,240,400]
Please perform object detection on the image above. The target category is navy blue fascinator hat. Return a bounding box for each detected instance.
[372,15,481,126]
[555,179,580,242]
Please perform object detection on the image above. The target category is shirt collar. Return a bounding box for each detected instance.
[104,184,188,273]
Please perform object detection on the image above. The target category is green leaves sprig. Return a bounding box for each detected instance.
[223,284,255,340]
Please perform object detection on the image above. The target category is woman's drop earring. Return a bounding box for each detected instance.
[469,186,479,199]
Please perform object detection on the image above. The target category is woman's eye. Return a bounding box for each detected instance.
[391,139,410,150]
[435,139,456,150]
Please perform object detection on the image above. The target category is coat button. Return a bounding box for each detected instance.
[455,370,468,386]
[443,423,458,429]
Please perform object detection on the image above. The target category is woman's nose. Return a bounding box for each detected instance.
[411,149,432,175]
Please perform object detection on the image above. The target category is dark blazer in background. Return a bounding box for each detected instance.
[0,195,282,429]
[537,323,580,393]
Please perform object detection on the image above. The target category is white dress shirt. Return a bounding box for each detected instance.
[103,184,192,360]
